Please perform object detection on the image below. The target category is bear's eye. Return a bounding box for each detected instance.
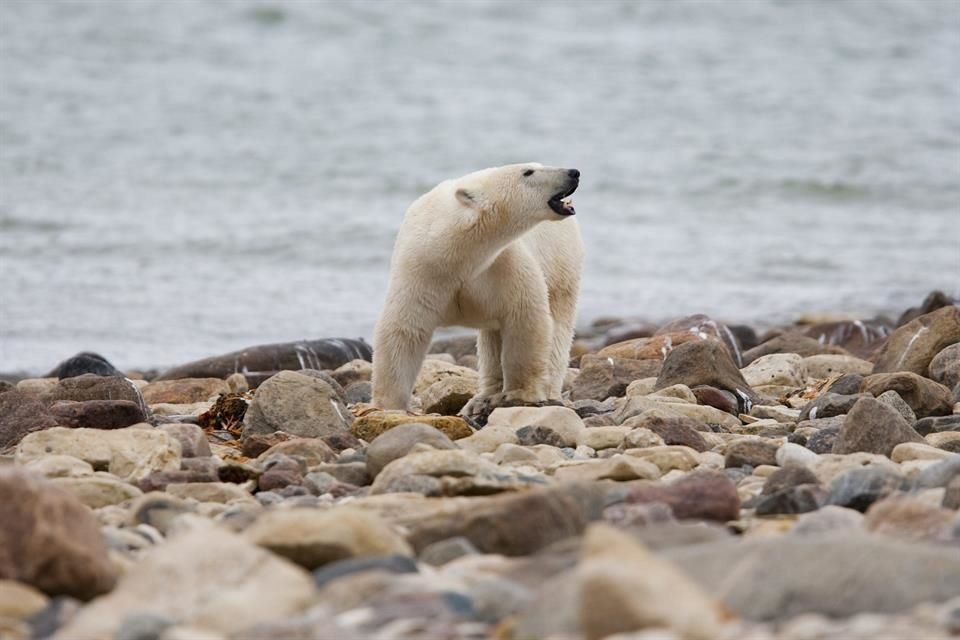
[523,169,534,177]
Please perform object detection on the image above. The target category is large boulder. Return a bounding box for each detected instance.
[241,370,352,443]
[871,305,960,377]
[51,529,315,639]
[141,378,230,405]
[48,399,147,430]
[16,426,181,482]
[743,333,848,365]
[42,374,147,414]
[0,468,117,600]
[154,338,372,383]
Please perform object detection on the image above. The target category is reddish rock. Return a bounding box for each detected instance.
[0,390,58,449]
[242,431,295,458]
[864,496,956,542]
[692,386,740,415]
[48,400,146,429]
[0,468,117,599]
[622,470,740,522]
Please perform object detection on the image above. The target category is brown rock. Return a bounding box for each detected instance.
[860,372,953,418]
[403,483,605,555]
[654,339,757,402]
[351,412,473,442]
[0,390,58,449]
[621,470,740,522]
[724,439,779,468]
[0,468,117,599]
[48,400,147,430]
[896,290,955,327]
[643,417,708,452]
[570,355,662,402]
[141,378,230,405]
[871,306,960,377]
[802,320,892,359]
[743,333,848,365]
[654,314,743,365]
[255,438,337,467]
[864,496,956,542]
[241,431,294,458]
[598,332,703,361]
[832,397,924,456]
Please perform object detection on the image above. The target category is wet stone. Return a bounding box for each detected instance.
[825,467,910,512]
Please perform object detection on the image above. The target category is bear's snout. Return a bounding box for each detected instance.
[567,169,580,179]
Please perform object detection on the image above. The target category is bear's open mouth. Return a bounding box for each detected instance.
[548,181,578,216]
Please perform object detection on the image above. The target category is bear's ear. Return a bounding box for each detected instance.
[455,188,477,208]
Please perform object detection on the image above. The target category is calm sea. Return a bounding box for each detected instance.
[1,0,958,373]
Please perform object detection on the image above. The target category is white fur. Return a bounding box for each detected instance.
[371,163,584,411]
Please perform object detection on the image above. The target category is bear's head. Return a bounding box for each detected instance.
[453,163,580,224]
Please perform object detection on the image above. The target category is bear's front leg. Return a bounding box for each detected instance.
[371,317,434,411]
[498,305,551,405]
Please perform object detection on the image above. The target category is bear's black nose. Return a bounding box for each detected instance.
[568,169,580,179]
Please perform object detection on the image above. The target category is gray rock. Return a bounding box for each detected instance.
[43,374,147,416]
[825,467,909,512]
[798,392,866,421]
[790,505,865,536]
[419,537,480,566]
[312,554,417,588]
[0,390,58,449]
[515,425,564,447]
[365,422,457,478]
[929,343,960,389]
[344,381,372,404]
[115,613,175,640]
[241,370,352,443]
[664,532,960,620]
[128,493,194,535]
[309,461,370,487]
[875,390,916,424]
[913,455,960,489]
[832,397,924,456]
[915,415,960,436]
[861,372,954,419]
[804,426,841,454]
[753,484,824,515]
[157,424,211,458]
[154,338,372,383]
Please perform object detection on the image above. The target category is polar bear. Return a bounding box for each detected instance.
[371,163,584,413]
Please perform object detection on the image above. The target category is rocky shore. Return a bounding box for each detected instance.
[1,292,959,640]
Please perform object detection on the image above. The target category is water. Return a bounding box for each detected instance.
[1,0,958,374]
